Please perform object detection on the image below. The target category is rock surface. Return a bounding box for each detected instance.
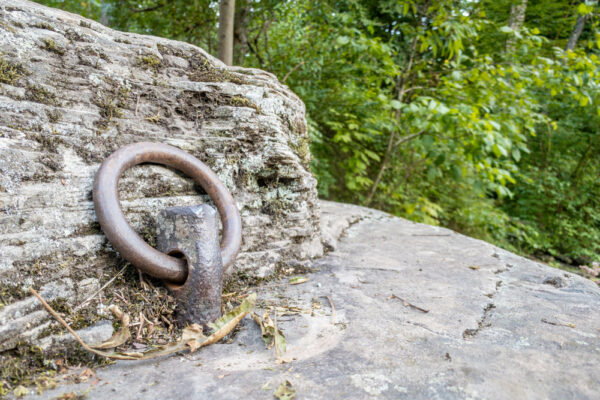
[29,201,600,399]
[0,0,321,350]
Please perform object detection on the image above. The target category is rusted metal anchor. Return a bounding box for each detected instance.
[93,142,242,327]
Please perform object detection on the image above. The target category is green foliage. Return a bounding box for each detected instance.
[33,0,600,268]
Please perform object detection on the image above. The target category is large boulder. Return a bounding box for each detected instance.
[0,0,321,352]
[28,201,600,399]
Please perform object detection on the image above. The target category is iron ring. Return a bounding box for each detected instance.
[93,142,242,284]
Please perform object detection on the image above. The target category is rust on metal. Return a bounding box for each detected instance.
[157,205,223,327]
[93,142,242,284]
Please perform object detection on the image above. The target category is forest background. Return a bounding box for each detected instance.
[34,0,600,274]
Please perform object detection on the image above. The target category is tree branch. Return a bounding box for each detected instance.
[282,60,305,83]
[130,3,165,13]
[365,38,418,205]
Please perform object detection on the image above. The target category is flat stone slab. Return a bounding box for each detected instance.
[32,201,600,399]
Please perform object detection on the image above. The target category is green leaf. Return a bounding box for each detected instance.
[289,276,309,285]
[274,380,296,400]
[492,144,507,158]
[512,148,521,162]
[499,26,513,33]
[336,36,350,46]
[451,165,462,180]
[390,99,403,109]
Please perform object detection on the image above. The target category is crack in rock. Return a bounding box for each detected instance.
[462,264,508,339]
[463,303,496,339]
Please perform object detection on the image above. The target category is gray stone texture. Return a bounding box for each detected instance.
[0,0,321,351]
[28,201,600,399]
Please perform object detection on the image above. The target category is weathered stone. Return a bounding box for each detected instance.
[31,201,600,399]
[0,278,74,351]
[39,319,113,351]
[0,0,321,350]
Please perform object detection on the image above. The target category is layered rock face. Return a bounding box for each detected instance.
[0,0,321,351]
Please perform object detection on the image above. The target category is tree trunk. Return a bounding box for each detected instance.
[507,0,528,51]
[218,0,235,65]
[233,0,250,65]
[565,1,598,50]
[508,0,528,30]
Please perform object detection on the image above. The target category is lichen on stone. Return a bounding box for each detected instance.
[42,38,66,56]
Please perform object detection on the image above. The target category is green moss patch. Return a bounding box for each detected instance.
[230,95,261,113]
[136,54,162,72]
[26,84,60,106]
[189,61,247,85]
[33,22,55,31]
[42,38,66,56]
[0,56,27,85]
[93,81,130,130]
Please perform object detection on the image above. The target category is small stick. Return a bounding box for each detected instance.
[136,311,145,340]
[29,287,136,360]
[325,295,336,324]
[389,294,429,313]
[114,290,129,305]
[74,265,128,311]
[160,315,172,328]
[541,318,575,328]
[282,60,305,83]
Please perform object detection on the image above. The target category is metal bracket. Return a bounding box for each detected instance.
[156,205,223,327]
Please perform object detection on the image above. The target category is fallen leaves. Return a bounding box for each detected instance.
[251,311,287,354]
[30,287,257,360]
[273,380,296,400]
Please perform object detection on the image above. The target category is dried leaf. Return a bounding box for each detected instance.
[289,276,309,285]
[30,287,256,361]
[13,385,28,398]
[89,305,131,349]
[251,311,287,353]
[273,380,296,400]
[76,368,95,383]
[468,265,481,270]
[208,293,257,333]
[185,339,202,353]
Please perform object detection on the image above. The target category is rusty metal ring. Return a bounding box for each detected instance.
[93,142,242,284]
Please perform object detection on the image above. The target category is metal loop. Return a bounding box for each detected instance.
[93,142,242,284]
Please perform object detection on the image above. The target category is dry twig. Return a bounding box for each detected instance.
[325,295,336,324]
[74,265,128,311]
[388,294,429,313]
